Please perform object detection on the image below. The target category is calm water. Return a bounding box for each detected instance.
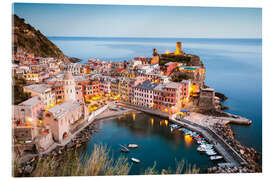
[49,37,262,171]
[78,113,216,174]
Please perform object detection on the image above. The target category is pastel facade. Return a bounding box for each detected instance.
[24,84,56,109]
[133,80,158,108]
[63,72,77,101]
[63,63,83,75]
[43,100,84,143]
[153,81,182,114]
[13,96,45,140]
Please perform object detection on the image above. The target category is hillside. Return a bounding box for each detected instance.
[12,14,74,63]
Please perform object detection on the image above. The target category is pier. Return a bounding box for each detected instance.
[121,103,248,167]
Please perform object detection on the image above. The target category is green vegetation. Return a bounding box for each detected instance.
[13,144,200,177]
[12,75,31,105]
[159,55,191,66]
[23,145,131,177]
[12,14,68,62]
[144,160,199,175]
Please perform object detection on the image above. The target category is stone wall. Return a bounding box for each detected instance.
[198,88,215,110]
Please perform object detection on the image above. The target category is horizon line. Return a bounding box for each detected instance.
[46,36,262,40]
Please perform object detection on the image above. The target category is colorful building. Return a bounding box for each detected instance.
[132,80,158,108]
[153,81,182,114]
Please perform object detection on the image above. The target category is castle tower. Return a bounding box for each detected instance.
[175,42,182,55]
[63,72,76,102]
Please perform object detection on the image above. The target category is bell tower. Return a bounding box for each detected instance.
[63,72,76,102]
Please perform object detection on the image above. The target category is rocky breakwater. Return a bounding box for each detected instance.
[14,122,99,177]
[208,122,261,173]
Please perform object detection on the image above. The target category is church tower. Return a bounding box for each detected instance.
[63,72,76,102]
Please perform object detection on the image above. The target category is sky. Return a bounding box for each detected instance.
[13,3,262,38]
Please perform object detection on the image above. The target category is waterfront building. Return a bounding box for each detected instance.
[133,80,158,108]
[43,100,85,143]
[153,81,182,114]
[24,84,56,109]
[119,78,134,102]
[198,88,215,110]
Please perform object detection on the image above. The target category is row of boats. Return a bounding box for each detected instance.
[169,124,223,161]
[119,144,140,163]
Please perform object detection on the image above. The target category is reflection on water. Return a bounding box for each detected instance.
[80,112,216,174]
[184,135,193,147]
[50,37,262,154]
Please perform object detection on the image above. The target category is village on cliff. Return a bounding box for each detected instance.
[12,42,260,174]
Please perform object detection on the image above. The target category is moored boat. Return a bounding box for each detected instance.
[120,148,130,153]
[210,155,223,161]
[131,158,140,163]
[128,144,138,148]
[206,150,217,156]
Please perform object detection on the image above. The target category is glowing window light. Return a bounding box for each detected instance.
[164,120,168,127]
[132,113,136,120]
[150,118,154,126]
[165,50,170,55]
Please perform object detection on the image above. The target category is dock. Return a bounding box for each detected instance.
[121,103,248,167]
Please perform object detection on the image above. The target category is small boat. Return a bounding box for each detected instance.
[169,124,177,128]
[197,146,205,152]
[120,148,130,153]
[210,155,223,161]
[119,144,130,152]
[131,158,140,163]
[200,144,213,148]
[128,144,138,148]
[197,140,207,144]
[206,150,217,156]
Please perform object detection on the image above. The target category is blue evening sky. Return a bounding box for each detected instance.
[13,3,262,39]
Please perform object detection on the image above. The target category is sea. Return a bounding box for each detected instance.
[48,37,262,173]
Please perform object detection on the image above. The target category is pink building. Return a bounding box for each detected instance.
[163,62,178,76]
[180,80,191,99]
[153,81,182,114]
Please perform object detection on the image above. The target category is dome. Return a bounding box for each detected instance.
[64,72,74,80]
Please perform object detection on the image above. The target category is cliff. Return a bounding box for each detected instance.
[12,14,74,63]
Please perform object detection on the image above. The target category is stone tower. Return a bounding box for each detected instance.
[175,42,182,55]
[63,72,76,102]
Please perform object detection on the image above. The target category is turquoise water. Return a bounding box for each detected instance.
[79,113,216,174]
[48,37,262,171]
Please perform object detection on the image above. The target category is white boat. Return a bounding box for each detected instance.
[131,158,140,163]
[197,146,205,152]
[197,145,213,152]
[206,150,217,156]
[128,144,138,148]
[200,144,213,149]
[210,155,223,161]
